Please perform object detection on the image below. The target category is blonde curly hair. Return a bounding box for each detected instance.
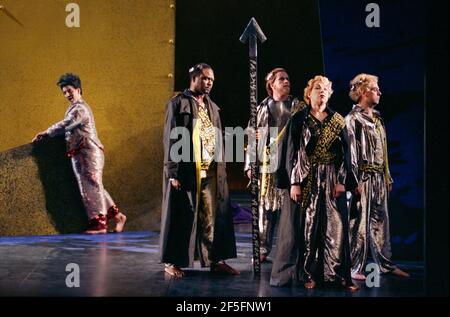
[348,73,379,102]
[303,75,333,105]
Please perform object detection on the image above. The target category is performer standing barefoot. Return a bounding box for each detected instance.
[271,75,358,291]
[346,73,409,280]
[160,63,238,278]
[32,73,126,234]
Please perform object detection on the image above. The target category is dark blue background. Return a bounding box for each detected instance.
[175,0,425,261]
[319,0,425,260]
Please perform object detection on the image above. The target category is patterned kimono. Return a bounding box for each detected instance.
[46,99,117,222]
[345,105,397,274]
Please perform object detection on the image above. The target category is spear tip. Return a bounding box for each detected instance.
[239,17,267,44]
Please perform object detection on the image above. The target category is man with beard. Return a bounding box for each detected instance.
[244,68,304,263]
[160,63,239,278]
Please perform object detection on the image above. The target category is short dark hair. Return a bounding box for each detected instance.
[188,63,212,82]
[57,73,82,94]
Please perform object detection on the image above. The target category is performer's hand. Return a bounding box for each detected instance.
[255,129,260,141]
[333,184,346,198]
[32,131,48,143]
[246,169,251,179]
[170,178,181,190]
[353,185,363,197]
[290,185,301,204]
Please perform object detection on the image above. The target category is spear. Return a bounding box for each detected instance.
[239,17,267,275]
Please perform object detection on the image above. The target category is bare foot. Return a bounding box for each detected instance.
[304,280,316,289]
[112,213,127,233]
[211,262,240,275]
[346,284,360,292]
[165,266,185,278]
[391,268,410,278]
[341,278,360,291]
[351,273,366,281]
[84,228,107,234]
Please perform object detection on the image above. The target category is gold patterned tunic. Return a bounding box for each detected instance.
[197,103,216,172]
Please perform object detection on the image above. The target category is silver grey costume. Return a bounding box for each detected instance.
[244,96,303,257]
[290,109,350,284]
[345,105,397,275]
[46,99,116,221]
[270,106,356,287]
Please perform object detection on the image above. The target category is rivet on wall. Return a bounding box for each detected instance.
[168,3,175,89]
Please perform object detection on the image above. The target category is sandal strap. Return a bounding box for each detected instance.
[87,214,107,230]
[107,205,120,220]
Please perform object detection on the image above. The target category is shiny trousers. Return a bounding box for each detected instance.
[196,169,217,267]
[71,147,115,220]
[302,164,349,284]
[259,205,279,257]
[349,171,396,274]
[258,173,282,257]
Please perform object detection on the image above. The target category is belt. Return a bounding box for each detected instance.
[66,143,104,157]
[359,163,384,173]
[66,143,85,158]
[309,153,336,165]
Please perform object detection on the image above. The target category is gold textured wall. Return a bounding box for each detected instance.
[0,0,175,232]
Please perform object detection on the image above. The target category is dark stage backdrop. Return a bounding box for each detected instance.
[175,0,424,261]
[319,0,425,261]
[174,0,324,189]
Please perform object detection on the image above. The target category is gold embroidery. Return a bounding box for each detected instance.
[374,116,392,185]
[260,100,306,199]
[197,105,216,171]
[260,146,271,198]
[359,163,384,173]
[301,113,345,208]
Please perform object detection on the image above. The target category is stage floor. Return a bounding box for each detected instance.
[0,230,424,297]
